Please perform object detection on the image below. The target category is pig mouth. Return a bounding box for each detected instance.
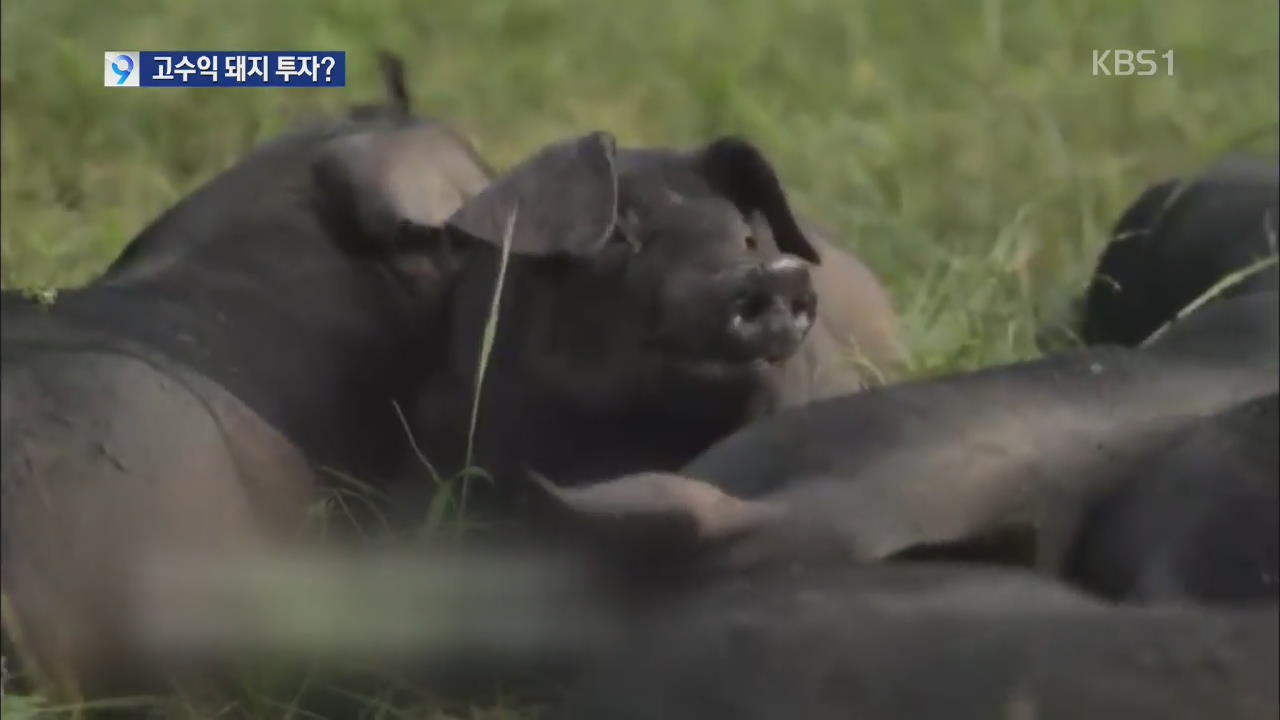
[650,312,813,379]
[641,283,816,377]
[638,333,782,381]
[726,305,814,363]
[664,356,778,382]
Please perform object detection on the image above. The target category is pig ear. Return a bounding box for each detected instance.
[447,132,620,257]
[344,50,418,122]
[529,471,780,552]
[697,137,821,264]
[1079,178,1183,345]
[313,121,494,248]
[376,50,410,115]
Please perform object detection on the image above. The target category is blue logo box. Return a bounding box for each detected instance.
[105,51,346,88]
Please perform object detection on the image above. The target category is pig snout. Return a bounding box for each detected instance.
[727,257,817,363]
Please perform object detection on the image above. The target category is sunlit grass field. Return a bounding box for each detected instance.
[5,0,1275,372]
[1,0,1277,716]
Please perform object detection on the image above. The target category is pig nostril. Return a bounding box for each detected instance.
[735,292,772,322]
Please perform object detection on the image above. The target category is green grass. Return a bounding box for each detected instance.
[2,0,1278,716]
[4,0,1276,372]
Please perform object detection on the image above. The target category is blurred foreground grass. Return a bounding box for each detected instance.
[1,0,1277,716]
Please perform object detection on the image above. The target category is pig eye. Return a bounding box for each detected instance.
[744,235,759,251]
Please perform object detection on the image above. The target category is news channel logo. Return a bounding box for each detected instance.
[103,51,346,88]
[104,51,140,86]
[1091,49,1175,77]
